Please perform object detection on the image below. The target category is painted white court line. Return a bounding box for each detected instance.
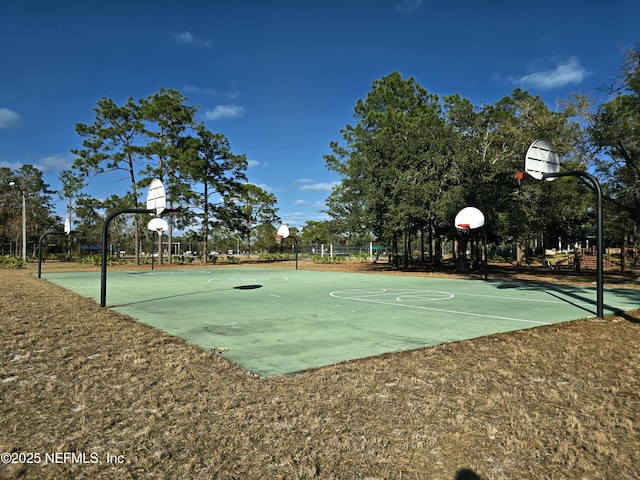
[449,291,596,307]
[330,289,550,325]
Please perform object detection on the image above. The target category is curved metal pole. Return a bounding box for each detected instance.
[543,171,603,318]
[101,208,153,307]
[37,231,65,278]
[291,236,298,270]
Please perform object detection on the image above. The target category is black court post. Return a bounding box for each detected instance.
[101,208,154,307]
[543,170,604,318]
[37,231,66,278]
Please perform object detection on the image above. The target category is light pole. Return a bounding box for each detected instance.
[9,181,26,261]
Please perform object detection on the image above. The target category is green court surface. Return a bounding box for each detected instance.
[43,268,639,377]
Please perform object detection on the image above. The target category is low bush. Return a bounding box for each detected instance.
[258,253,295,261]
[0,255,27,269]
[311,255,346,264]
[79,254,102,266]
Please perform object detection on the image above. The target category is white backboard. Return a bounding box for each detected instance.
[276,224,290,238]
[146,179,166,215]
[147,217,169,233]
[525,139,560,181]
[64,216,71,235]
[455,207,485,230]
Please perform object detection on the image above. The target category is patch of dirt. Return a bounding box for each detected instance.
[1,260,639,479]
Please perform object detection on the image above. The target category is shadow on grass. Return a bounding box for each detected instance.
[455,468,482,480]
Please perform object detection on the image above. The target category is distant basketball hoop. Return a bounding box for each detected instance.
[148,217,169,233]
[455,207,485,231]
[454,207,487,279]
[147,217,168,271]
[276,224,290,239]
[275,224,298,270]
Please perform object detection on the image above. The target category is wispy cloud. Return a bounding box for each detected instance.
[204,104,245,120]
[184,85,221,97]
[0,107,21,128]
[300,181,339,192]
[394,0,423,13]
[37,154,72,173]
[0,154,70,173]
[511,57,589,90]
[172,30,213,49]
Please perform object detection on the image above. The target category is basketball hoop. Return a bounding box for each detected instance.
[454,207,484,231]
[275,234,283,245]
[147,217,168,233]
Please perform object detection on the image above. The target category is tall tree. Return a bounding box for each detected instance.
[325,72,448,266]
[4,165,57,258]
[72,96,146,262]
[589,46,640,234]
[137,88,198,263]
[58,169,86,228]
[478,89,588,263]
[232,183,279,258]
[180,125,248,262]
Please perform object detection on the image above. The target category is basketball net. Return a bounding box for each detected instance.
[275,235,283,245]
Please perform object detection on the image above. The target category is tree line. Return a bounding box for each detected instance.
[323,47,639,269]
[1,48,638,268]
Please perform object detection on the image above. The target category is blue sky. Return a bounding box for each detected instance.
[1,0,638,228]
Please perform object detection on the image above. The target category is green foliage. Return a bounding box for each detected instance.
[589,46,640,233]
[325,70,598,267]
[0,255,27,269]
[311,255,346,264]
[258,253,295,261]
[353,251,371,262]
[79,254,102,266]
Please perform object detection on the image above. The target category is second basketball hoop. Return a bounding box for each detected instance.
[524,139,560,181]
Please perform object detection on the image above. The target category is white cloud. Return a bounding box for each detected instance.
[300,182,339,192]
[204,104,245,120]
[184,85,221,97]
[36,154,72,173]
[0,108,21,128]
[512,57,589,90]
[247,159,261,168]
[172,31,212,49]
[0,154,71,174]
[174,31,194,44]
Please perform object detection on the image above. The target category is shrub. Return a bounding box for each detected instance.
[79,254,102,266]
[0,255,27,269]
[311,255,346,264]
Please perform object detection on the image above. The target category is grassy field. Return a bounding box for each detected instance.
[1,260,639,479]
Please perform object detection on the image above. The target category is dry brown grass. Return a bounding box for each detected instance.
[1,260,639,479]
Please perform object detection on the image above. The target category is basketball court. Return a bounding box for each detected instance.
[42,267,639,377]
